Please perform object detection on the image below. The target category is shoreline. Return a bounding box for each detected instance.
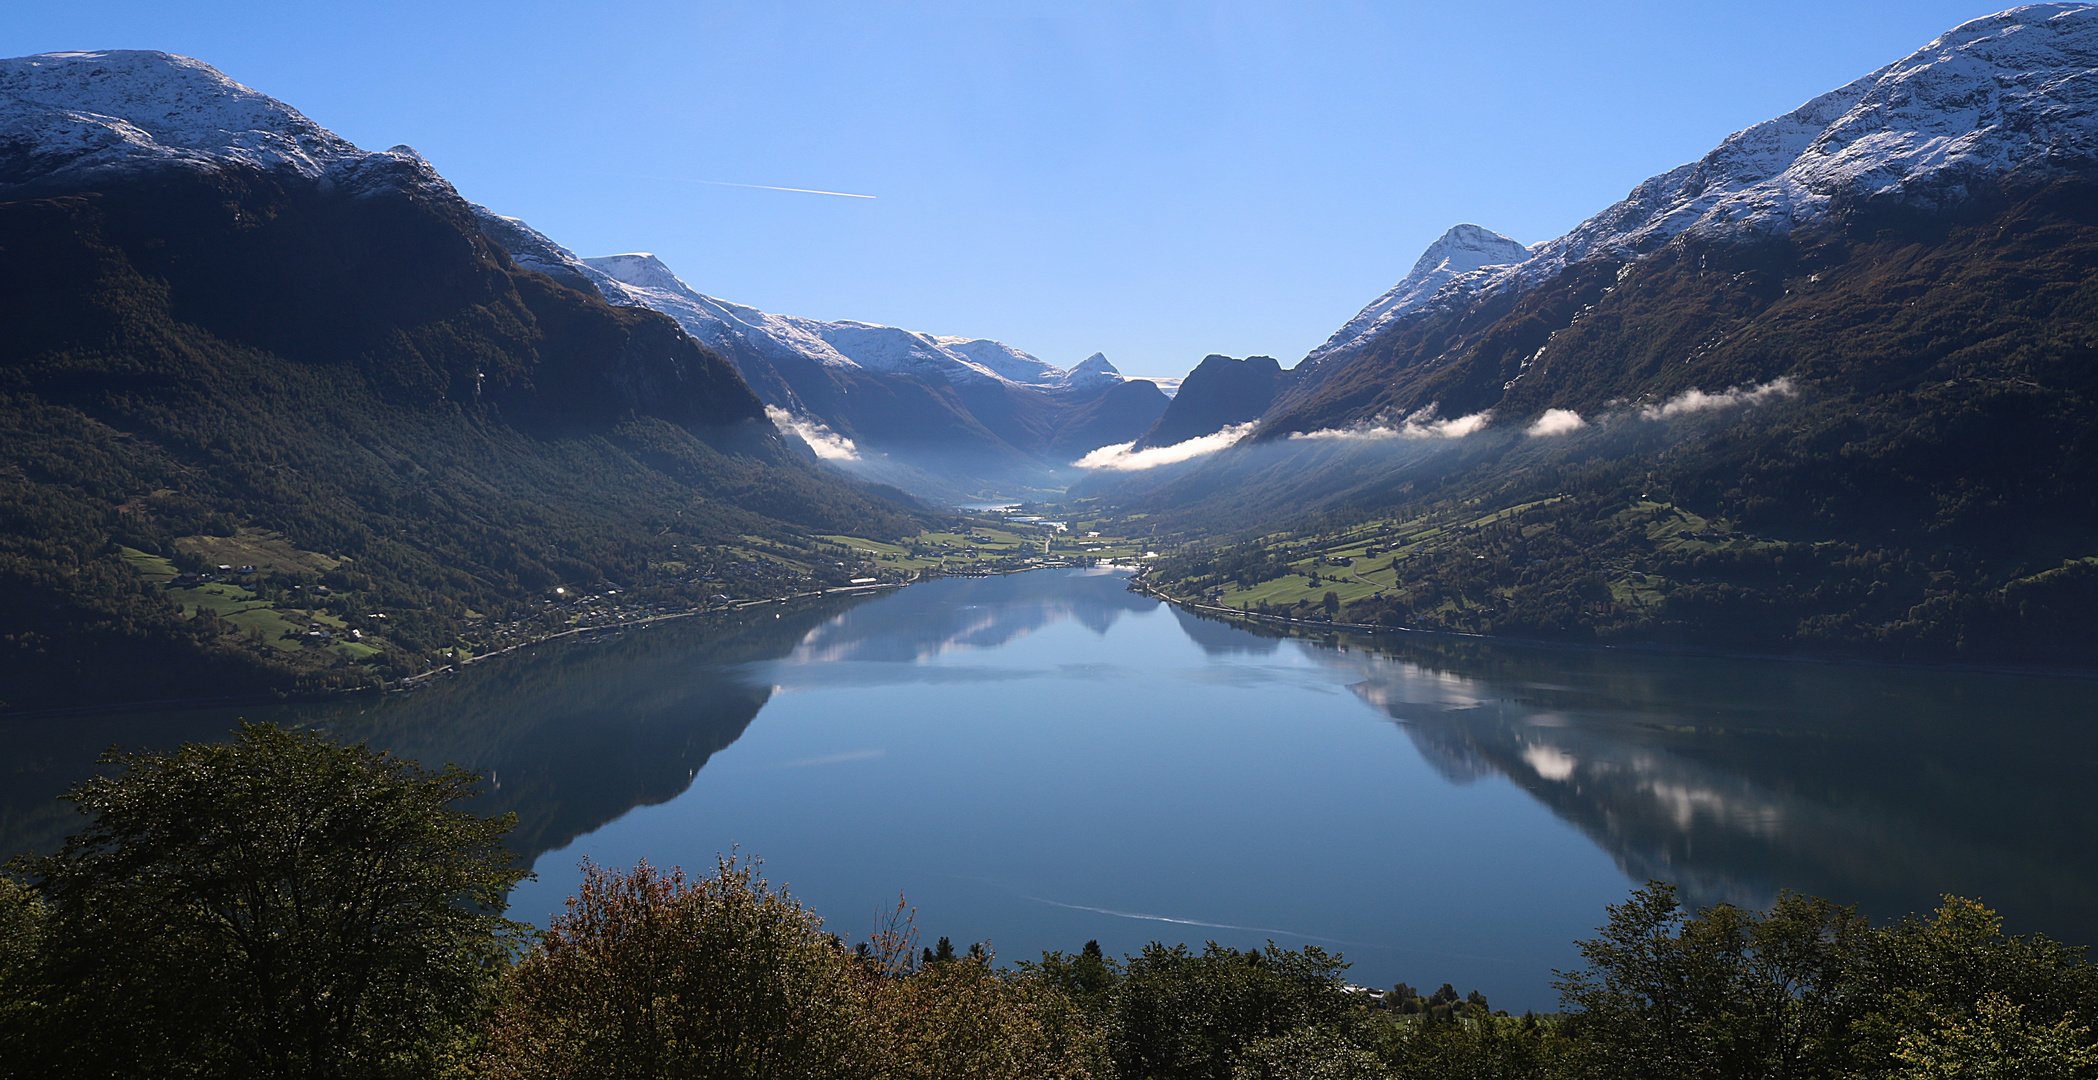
[0,564,1075,721]
[1124,569,2098,683]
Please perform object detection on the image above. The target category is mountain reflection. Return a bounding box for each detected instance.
[0,594,878,868]
[785,568,1154,664]
[8,572,2094,950]
[1286,625,2098,937]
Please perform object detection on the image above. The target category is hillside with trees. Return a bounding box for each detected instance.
[0,161,923,710]
[1107,174,2098,666]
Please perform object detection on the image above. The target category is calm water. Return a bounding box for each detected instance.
[5,568,2095,1010]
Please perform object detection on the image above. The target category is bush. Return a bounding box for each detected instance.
[483,857,864,1080]
[861,949,1106,1080]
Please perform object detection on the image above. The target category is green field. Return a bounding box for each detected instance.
[121,546,380,657]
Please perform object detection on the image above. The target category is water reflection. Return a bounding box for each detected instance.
[4,570,2095,958]
[787,568,1155,664]
[1285,624,2098,937]
[0,594,878,868]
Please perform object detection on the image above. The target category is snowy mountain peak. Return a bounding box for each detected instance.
[1059,352,1123,388]
[1303,223,1528,367]
[1304,4,2098,373]
[0,49,458,201]
[513,241,1075,388]
[587,252,690,293]
[2,50,345,181]
[1511,2,2098,287]
[1070,353,1118,376]
[934,336,1067,384]
[1404,224,1534,282]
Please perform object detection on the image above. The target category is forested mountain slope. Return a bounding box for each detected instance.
[1105,6,2098,666]
[0,51,920,710]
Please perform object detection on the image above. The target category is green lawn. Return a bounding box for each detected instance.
[122,546,380,658]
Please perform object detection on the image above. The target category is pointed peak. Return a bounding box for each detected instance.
[1405,224,1531,281]
[583,252,688,292]
[1072,352,1117,375]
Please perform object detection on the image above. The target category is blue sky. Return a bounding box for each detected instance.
[6,1,1996,378]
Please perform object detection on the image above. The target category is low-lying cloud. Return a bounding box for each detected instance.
[766,405,861,461]
[1289,406,1494,442]
[1073,421,1258,472]
[1526,408,1587,437]
[1639,377,1797,420]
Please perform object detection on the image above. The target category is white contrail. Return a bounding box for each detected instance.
[635,174,876,199]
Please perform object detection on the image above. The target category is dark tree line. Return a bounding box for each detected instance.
[4,725,2095,1079]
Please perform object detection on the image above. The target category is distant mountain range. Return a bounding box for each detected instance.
[5,2,2098,700]
[1101,3,2098,666]
[476,212,1166,501]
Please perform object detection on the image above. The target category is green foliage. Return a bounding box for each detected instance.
[862,946,1108,1080]
[0,876,48,1080]
[1892,993,2098,1080]
[1362,1012,1570,1080]
[1111,941,1358,1080]
[1029,937,1123,1013]
[1231,1027,1390,1080]
[484,856,864,1080]
[485,857,1105,1080]
[1553,883,1865,1079]
[1555,883,2098,1080]
[12,722,526,1079]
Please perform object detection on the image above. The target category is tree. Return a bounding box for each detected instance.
[0,877,48,1080]
[1231,1027,1390,1080]
[860,945,1107,1080]
[19,721,525,1080]
[1840,896,2098,1078]
[1553,881,1869,1080]
[1026,939,1121,1012]
[1893,992,2098,1080]
[1112,941,1358,1080]
[482,857,867,1080]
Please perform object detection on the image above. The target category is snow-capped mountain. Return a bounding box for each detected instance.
[1303,224,1531,370]
[0,49,449,200]
[472,211,1104,393]
[467,207,1163,498]
[1514,4,2098,278]
[1062,353,1124,389]
[1308,2,2098,375]
[583,251,1086,390]
[0,47,1161,499]
[474,203,1129,392]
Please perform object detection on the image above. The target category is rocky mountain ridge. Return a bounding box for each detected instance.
[1266,2,2098,439]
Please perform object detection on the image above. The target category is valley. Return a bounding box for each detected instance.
[6,7,2098,1078]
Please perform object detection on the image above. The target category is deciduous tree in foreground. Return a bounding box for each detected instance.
[10,722,525,1080]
